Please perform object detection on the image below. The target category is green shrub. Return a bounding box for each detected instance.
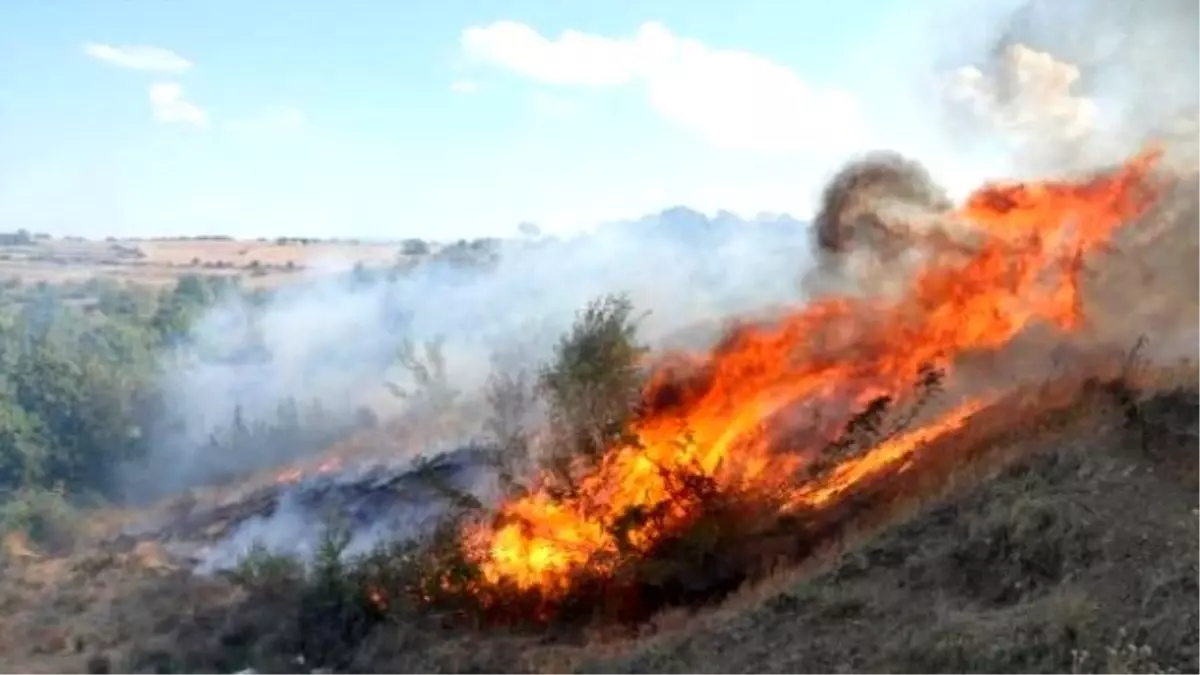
[0,485,79,553]
[538,293,647,490]
[228,541,305,592]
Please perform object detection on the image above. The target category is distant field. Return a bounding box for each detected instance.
[0,235,429,289]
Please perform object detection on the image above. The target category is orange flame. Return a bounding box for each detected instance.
[273,456,344,486]
[461,150,1163,600]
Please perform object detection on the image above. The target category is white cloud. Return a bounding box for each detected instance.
[224,106,306,132]
[83,42,192,73]
[460,21,866,154]
[462,22,640,87]
[149,82,208,127]
[451,80,480,94]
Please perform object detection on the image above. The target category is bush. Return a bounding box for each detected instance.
[224,517,485,671]
[293,524,381,668]
[538,293,647,488]
[0,485,79,553]
[483,349,539,496]
[228,541,305,592]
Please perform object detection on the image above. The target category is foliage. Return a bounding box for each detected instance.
[228,540,305,591]
[0,273,366,508]
[0,285,163,498]
[538,293,648,489]
[226,517,483,671]
[0,485,78,552]
[483,356,537,497]
[294,522,379,668]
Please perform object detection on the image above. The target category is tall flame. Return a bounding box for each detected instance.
[462,150,1163,600]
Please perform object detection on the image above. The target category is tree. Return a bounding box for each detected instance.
[152,274,222,344]
[538,293,648,484]
[6,322,154,495]
[0,387,48,492]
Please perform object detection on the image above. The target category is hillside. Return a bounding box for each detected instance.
[593,380,1198,674]
[0,144,1195,675]
[0,362,1194,673]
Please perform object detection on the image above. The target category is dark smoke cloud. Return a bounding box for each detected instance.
[812,152,953,259]
[803,152,966,299]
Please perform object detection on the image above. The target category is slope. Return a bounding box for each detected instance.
[582,378,1199,674]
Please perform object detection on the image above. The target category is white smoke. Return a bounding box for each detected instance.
[127,214,817,499]
[943,43,1100,170]
[182,445,501,574]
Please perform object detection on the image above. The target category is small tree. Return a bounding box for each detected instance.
[483,349,538,496]
[538,293,647,489]
[386,337,459,424]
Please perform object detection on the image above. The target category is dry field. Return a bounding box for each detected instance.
[0,236,423,289]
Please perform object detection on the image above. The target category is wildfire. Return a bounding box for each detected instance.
[274,456,344,486]
[461,150,1164,603]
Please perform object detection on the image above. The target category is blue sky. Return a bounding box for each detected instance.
[0,0,1024,239]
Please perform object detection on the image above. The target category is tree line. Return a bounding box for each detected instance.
[0,273,369,543]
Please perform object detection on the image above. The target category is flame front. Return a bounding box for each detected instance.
[463,150,1163,600]
[274,456,343,486]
